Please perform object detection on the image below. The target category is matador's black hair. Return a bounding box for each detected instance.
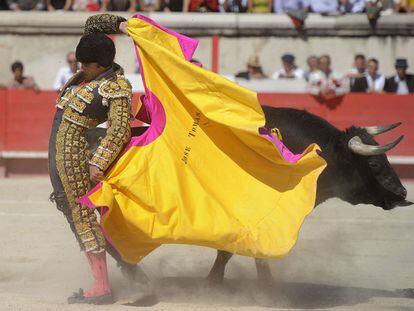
[76,33,115,67]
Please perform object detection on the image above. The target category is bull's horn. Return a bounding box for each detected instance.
[348,135,404,156]
[362,122,402,136]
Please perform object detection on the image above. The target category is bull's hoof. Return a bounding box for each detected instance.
[122,293,158,307]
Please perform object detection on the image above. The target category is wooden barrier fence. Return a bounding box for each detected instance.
[0,90,413,177]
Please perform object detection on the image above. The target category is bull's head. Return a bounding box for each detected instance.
[344,123,412,210]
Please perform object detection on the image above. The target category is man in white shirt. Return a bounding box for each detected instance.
[53,51,79,91]
[346,54,366,89]
[272,53,304,80]
[384,58,414,94]
[307,54,347,98]
[365,58,385,92]
[304,0,338,13]
[303,55,319,81]
[351,58,384,93]
[339,0,365,13]
[274,0,305,13]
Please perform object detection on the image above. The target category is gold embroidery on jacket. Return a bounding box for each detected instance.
[69,97,87,113]
[56,120,106,253]
[63,108,99,128]
[84,14,127,35]
[89,97,131,172]
[98,78,132,101]
[76,87,94,104]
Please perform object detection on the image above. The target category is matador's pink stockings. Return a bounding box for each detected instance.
[84,251,111,297]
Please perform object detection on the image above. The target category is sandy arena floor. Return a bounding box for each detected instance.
[0,177,413,310]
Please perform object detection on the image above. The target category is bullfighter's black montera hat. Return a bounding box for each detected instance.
[76,33,115,67]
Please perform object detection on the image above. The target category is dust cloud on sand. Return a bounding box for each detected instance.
[1,177,414,310]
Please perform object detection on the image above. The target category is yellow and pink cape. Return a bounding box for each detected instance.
[80,15,327,264]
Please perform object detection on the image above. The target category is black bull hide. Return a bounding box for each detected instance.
[86,106,412,283]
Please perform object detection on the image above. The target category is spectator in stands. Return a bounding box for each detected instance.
[366,0,382,28]
[272,53,304,79]
[0,0,9,9]
[247,0,271,12]
[304,55,319,81]
[273,1,307,28]
[46,0,71,10]
[394,0,414,12]
[307,54,346,98]
[346,54,366,88]
[351,58,384,93]
[384,58,414,94]
[184,0,219,11]
[8,61,39,92]
[101,0,137,11]
[162,0,184,11]
[273,0,305,13]
[305,0,338,14]
[53,52,79,91]
[338,0,365,13]
[223,0,248,12]
[6,0,44,10]
[70,0,99,11]
[235,55,267,80]
[138,0,160,11]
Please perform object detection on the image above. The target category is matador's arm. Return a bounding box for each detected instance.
[89,97,131,171]
[85,14,133,172]
[84,14,127,35]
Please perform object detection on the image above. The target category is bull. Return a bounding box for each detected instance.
[207,106,412,284]
[86,106,412,284]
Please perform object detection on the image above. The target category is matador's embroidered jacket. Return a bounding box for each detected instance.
[56,65,132,171]
[56,14,132,172]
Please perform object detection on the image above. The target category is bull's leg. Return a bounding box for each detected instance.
[105,243,158,306]
[207,250,233,284]
[105,242,149,286]
[255,258,273,285]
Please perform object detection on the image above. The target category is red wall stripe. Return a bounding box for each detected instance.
[0,90,413,155]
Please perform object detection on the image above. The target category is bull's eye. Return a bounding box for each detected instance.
[383,179,392,187]
[368,161,380,170]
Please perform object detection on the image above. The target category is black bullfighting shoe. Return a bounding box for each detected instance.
[67,288,114,305]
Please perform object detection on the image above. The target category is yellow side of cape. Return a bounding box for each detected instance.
[85,16,327,264]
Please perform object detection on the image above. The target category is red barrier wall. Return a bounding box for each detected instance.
[0,90,6,151]
[0,90,413,156]
[1,90,57,151]
[258,93,414,156]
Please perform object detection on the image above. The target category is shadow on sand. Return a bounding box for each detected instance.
[133,276,413,309]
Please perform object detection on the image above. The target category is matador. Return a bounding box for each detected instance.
[48,14,146,304]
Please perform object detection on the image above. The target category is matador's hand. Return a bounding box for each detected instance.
[119,21,129,35]
[89,165,104,184]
